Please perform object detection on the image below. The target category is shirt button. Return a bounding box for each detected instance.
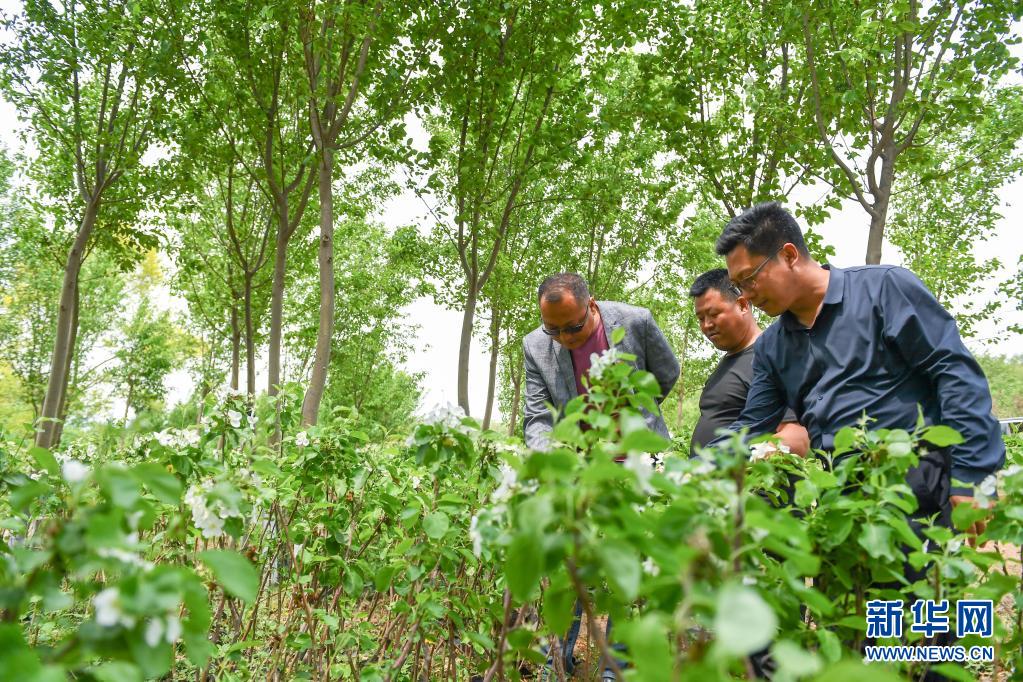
[817,395,823,401]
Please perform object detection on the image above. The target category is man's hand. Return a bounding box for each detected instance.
[775,422,810,457]
[950,495,988,547]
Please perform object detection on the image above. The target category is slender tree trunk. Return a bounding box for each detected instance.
[482,310,501,430]
[123,381,134,422]
[37,198,100,448]
[301,148,335,426]
[456,285,478,415]
[507,355,523,438]
[52,280,80,447]
[230,304,241,391]
[865,148,896,265]
[268,200,289,396]
[676,326,690,426]
[243,275,256,396]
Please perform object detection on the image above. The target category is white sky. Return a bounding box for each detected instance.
[0,7,1019,423]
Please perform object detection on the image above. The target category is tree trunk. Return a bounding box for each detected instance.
[268,199,289,397]
[243,274,256,396]
[230,303,241,391]
[507,354,523,438]
[456,285,478,415]
[865,147,896,265]
[676,326,690,426]
[301,148,335,426]
[52,279,80,447]
[482,309,501,430]
[123,381,134,422]
[37,198,99,449]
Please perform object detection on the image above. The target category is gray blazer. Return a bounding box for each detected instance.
[522,300,680,450]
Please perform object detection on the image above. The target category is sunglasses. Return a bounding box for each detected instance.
[541,305,590,336]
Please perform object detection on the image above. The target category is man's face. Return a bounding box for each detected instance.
[693,288,752,353]
[725,244,794,317]
[539,293,599,350]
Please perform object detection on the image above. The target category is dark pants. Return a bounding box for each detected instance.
[545,600,627,676]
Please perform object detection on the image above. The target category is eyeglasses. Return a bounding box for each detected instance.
[730,246,784,296]
[541,305,590,336]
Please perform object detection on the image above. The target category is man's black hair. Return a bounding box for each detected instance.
[689,268,738,300]
[715,201,809,257]
[538,273,590,305]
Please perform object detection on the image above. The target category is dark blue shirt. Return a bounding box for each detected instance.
[722,264,1004,494]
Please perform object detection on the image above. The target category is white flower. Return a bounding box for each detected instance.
[227,410,243,429]
[587,348,621,381]
[492,464,518,503]
[411,475,421,490]
[750,442,779,462]
[624,452,655,493]
[295,431,310,447]
[742,575,757,586]
[948,538,963,554]
[422,402,468,430]
[154,430,176,447]
[642,557,660,577]
[97,547,154,572]
[145,618,164,647]
[185,482,242,539]
[979,475,997,497]
[164,615,182,643]
[469,514,483,557]
[93,588,134,628]
[61,459,90,484]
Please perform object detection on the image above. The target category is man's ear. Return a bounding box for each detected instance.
[736,295,751,314]
[781,242,800,268]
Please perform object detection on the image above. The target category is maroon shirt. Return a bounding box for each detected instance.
[570,316,610,396]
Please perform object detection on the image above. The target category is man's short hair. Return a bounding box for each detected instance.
[689,268,738,301]
[715,201,809,257]
[538,273,590,305]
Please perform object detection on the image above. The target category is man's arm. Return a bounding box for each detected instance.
[522,340,554,451]
[643,309,680,403]
[880,267,1005,496]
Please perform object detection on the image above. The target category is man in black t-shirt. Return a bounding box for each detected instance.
[689,269,808,456]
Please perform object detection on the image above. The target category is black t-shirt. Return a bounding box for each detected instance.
[690,346,796,454]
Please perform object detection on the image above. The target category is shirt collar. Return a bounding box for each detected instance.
[780,264,843,330]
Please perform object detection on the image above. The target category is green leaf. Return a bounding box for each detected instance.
[542,578,576,637]
[929,664,976,682]
[422,511,449,539]
[921,425,964,447]
[816,628,841,663]
[812,660,903,682]
[9,480,51,512]
[132,463,182,504]
[857,523,897,561]
[198,550,259,604]
[611,326,626,345]
[29,447,59,477]
[596,541,641,602]
[713,583,777,656]
[621,428,670,453]
[92,661,143,682]
[505,534,542,602]
[951,502,988,532]
[618,613,673,674]
[771,640,822,678]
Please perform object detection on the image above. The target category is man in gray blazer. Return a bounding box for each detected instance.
[522,272,680,451]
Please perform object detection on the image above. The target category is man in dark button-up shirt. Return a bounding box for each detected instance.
[711,202,1003,531]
